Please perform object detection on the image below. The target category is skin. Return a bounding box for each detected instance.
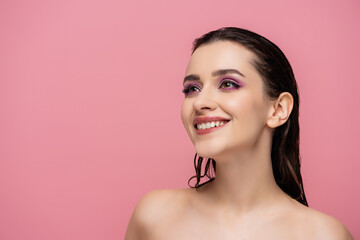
[125,41,354,240]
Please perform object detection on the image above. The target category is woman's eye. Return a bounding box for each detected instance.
[219,80,240,89]
[182,85,200,96]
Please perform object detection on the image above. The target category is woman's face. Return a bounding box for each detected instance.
[181,41,273,160]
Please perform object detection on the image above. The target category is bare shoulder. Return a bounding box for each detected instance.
[132,188,189,223]
[292,203,354,240]
[309,208,353,240]
[125,189,190,240]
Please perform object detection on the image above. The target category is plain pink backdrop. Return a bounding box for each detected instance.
[1,0,359,239]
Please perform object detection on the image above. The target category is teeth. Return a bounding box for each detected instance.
[196,121,227,130]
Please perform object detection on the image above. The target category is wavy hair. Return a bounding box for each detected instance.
[187,27,308,206]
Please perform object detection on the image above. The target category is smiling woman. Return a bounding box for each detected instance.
[125,27,354,240]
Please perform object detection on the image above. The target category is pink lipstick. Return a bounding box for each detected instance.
[193,116,230,135]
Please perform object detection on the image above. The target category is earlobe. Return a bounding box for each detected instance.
[266,92,294,128]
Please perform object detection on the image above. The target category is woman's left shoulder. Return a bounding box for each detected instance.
[293,203,354,240]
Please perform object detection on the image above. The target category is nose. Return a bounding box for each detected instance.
[193,88,217,113]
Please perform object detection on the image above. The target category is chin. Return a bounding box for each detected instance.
[194,141,228,159]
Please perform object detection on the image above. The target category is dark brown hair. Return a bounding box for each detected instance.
[188,27,308,206]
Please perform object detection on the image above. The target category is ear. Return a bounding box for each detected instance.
[266,92,294,128]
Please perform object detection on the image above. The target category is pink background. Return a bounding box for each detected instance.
[1,0,359,239]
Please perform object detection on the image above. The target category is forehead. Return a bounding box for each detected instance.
[186,41,257,76]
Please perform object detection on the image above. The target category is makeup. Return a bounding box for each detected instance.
[182,82,201,97]
[193,116,230,135]
[182,76,244,97]
[217,76,243,90]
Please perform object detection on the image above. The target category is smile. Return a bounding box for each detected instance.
[193,116,231,135]
[196,121,227,130]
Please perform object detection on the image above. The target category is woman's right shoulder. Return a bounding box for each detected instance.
[135,189,190,221]
[125,189,191,240]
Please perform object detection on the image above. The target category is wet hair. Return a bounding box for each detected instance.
[187,27,308,206]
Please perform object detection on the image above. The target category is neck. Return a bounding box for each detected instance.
[206,128,285,211]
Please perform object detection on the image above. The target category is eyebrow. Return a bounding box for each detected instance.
[183,69,245,84]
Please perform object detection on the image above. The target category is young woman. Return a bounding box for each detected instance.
[125,27,353,240]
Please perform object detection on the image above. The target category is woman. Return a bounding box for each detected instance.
[125,27,353,239]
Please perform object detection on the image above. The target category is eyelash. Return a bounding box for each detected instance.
[182,85,200,96]
[182,79,241,96]
[219,79,241,89]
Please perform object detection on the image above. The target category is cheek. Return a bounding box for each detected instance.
[224,93,268,125]
[224,94,254,115]
[181,100,192,132]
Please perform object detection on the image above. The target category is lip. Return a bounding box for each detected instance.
[193,116,231,135]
